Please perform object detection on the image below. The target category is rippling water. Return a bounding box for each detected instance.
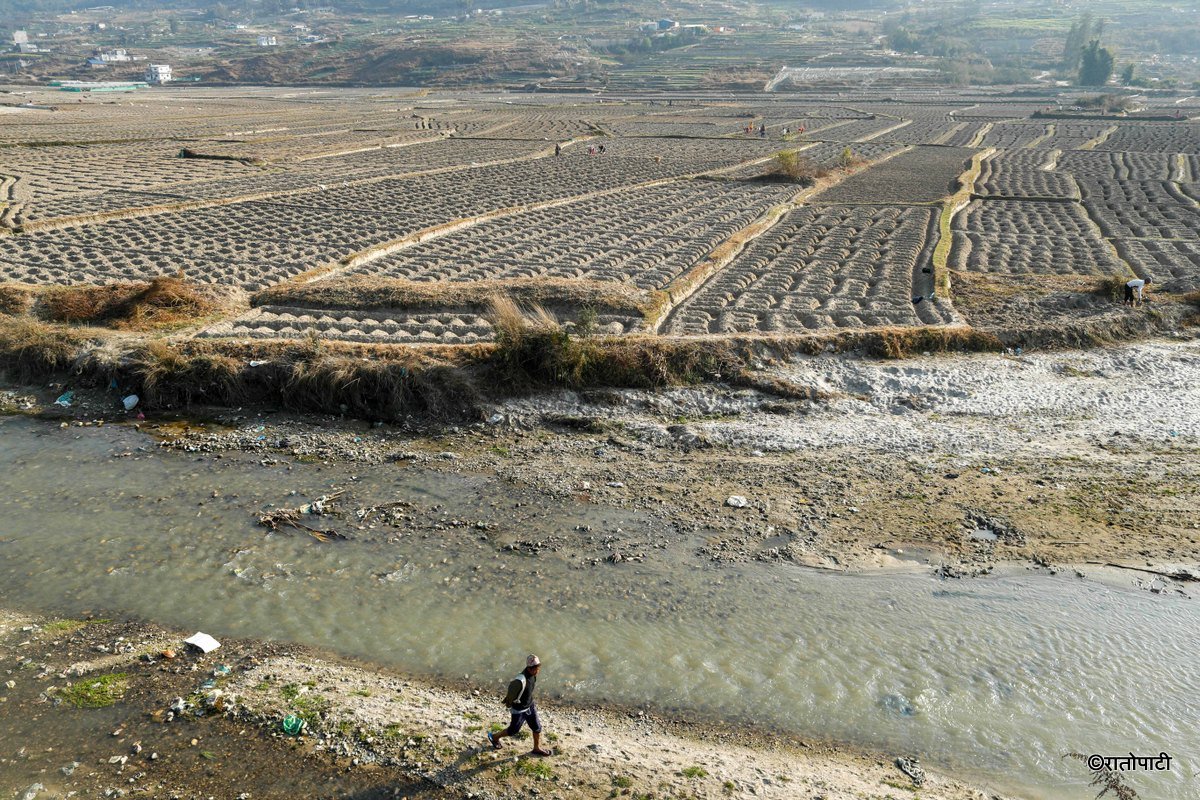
[0,416,1195,799]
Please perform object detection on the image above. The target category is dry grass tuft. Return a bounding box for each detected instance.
[487,294,744,389]
[863,326,1004,359]
[1094,274,1133,303]
[0,283,35,316]
[0,318,86,382]
[133,341,243,406]
[41,276,239,330]
[283,354,480,420]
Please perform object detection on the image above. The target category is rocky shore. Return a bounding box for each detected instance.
[9,336,1195,581]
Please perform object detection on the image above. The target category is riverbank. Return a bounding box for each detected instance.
[0,608,1013,800]
[2,337,1198,798]
[6,335,1198,578]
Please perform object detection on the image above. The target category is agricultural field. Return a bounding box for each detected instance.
[1,85,1199,352]
[1056,151,1176,181]
[662,205,949,334]
[1078,180,1200,241]
[978,122,1050,149]
[950,199,1128,276]
[350,182,799,290]
[1094,123,1200,154]
[940,122,990,147]
[974,151,1079,200]
[878,117,966,146]
[1112,239,1200,292]
[813,146,975,205]
[947,230,1128,276]
[1033,122,1113,151]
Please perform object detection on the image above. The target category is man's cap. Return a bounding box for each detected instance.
[527,654,541,668]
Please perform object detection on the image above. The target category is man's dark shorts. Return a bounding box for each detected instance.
[505,704,542,735]
[1125,285,1135,303]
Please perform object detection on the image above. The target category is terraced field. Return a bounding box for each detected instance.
[975,151,1079,200]
[351,182,800,290]
[1079,180,1200,240]
[1095,123,1200,154]
[979,122,1049,149]
[663,205,949,334]
[202,306,502,345]
[1033,122,1112,151]
[878,117,964,146]
[1112,239,1200,292]
[1057,151,1176,181]
[3,86,1199,350]
[950,199,1128,276]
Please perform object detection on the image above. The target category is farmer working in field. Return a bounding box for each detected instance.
[1124,276,1150,306]
[487,654,552,756]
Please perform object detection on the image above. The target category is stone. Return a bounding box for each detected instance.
[725,495,749,508]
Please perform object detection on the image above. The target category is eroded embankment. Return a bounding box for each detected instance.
[0,271,1196,423]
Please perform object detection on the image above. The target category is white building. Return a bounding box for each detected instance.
[145,63,172,84]
[12,30,28,45]
[257,35,277,46]
[96,47,130,62]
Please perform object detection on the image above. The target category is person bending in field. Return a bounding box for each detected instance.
[1124,277,1150,306]
[487,654,551,756]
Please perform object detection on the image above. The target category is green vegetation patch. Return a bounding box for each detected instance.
[516,758,555,779]
[60,673,129,708]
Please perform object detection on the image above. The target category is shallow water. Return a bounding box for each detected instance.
[0,416,1196,799]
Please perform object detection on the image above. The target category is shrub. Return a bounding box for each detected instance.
[41,275,224,329]
[767,150,825,185]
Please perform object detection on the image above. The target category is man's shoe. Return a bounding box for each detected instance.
[487,731,501,750]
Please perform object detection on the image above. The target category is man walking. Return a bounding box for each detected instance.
[487,654,551,755]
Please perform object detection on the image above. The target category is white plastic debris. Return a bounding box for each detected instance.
[183,632,221,653]
[122,394,139,411]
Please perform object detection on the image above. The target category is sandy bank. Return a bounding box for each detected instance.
[0,609,1015,800]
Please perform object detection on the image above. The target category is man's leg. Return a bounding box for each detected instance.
[529,706,551,755]
[489,711,522,747]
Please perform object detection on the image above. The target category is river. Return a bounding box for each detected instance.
[0,415,1194,798]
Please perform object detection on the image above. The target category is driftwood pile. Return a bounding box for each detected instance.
[257,491,349,543]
